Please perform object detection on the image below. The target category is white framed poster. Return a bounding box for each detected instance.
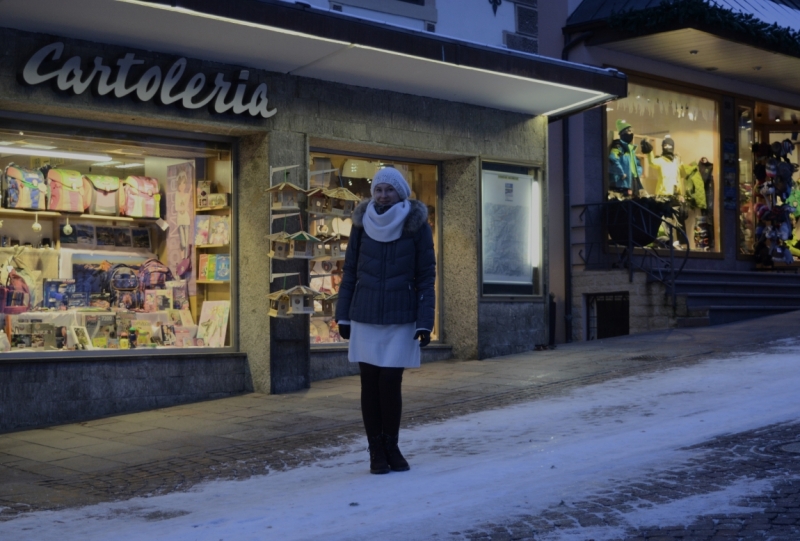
[481,169,541,290]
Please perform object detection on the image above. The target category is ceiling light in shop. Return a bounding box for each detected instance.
[0,146,113,162]
[114,163,144,169]
[21,144,58,150]
[92,161,122,166]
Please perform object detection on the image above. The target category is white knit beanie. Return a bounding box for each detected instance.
[371,167,411,200]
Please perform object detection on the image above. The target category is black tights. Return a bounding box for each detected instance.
[359,362,404,438]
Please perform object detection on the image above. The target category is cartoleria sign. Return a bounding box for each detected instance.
[22,42,277,119]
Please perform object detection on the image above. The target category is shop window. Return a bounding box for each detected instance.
[605,82,720,253]
[586,292,629,340]
[308,152,439,345]
[0,125,233,354]
[480,163,542,297]
[737,107,800,264]
[738,105,756,256]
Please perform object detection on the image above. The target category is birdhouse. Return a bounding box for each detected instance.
[285,285,318,315]
[329,236,348,260]
[306,188,327,216]
[288,231,320,259]
[268,232,293,260]
[323,187,361,216]
[268,290,292,318]
[320,292,338,317]
[266,182,304,210]
[314,236,347,260]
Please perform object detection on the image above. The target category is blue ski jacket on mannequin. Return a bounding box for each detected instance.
[609,139,643,191]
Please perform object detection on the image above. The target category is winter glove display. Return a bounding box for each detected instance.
[639,139,653,155]
[338,323,351,340]
[413,330,431,347]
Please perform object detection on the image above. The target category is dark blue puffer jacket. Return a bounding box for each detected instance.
[335,199,436,330]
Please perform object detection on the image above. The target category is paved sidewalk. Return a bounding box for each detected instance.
[1,312,799,521]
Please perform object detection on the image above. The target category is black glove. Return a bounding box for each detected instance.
[640,139,653,154]
[413,330,431,347]
[338,323,350,340]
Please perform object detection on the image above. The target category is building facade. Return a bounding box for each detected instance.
[540,0,800,342]
[0,0,624,431]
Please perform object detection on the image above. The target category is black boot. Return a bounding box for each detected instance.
[382,434,410,472]
[367,435,390,474]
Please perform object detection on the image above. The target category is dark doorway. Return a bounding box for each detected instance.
[587,293,629,340]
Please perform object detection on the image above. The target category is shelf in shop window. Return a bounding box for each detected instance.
[0,208,159,223]
[196,244,229,249]
[196,279,230,284]
[195,206,230,212]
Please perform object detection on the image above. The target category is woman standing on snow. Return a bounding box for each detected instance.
[335,166,436,475]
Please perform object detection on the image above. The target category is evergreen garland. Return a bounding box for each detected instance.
[607,0,800,59]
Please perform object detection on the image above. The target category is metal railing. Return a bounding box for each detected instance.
[575,199,691,310]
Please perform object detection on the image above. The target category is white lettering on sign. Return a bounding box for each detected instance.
[22,42,277,119]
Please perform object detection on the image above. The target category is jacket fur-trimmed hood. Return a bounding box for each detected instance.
[352,199,429,233]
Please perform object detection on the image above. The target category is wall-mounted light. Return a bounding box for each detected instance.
[114,163,144,169]
[32,213,41,233]
[776,118,781,122]
[0,146,112,162]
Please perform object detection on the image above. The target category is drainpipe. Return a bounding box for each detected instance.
[560,31,592,343]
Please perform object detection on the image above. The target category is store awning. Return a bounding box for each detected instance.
[0,0,626,120]
[566,0,800,97]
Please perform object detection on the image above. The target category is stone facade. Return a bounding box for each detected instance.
[0,27,551,415]
[571,269,681,341]
[0,353,250,433]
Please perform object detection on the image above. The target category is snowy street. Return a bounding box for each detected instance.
[2,339,800,540]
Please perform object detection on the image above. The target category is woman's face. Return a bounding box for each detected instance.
[373,183,400,205]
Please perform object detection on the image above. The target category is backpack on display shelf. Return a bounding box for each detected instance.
[104,264,140,310]
[120,176,161,218]
[47,168,87,212]
[83,175,121,216]
[137,258,174,300]
[3,163,47,210]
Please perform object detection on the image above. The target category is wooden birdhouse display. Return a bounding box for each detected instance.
[268,290,292,318]
[306,187,361,216]
[267,231,293,260]
[266,182,304,210]
[285,285,318,315]
[306,188,327,216]
[288,231,320,259]
[324,187,361,216]
[319,292,338,317]
[315,236,348,260]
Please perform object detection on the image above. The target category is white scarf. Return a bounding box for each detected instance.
[362,200,410,242]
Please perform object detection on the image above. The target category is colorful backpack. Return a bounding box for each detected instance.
[83,175,120,216]
[137,258,174,299]
[2,269,31,314]
[105,264,140,309]
[120,176,160,218]
[3,164,47,210]
[47,168,86,212]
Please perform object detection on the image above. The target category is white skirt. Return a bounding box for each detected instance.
[348,321,421,368]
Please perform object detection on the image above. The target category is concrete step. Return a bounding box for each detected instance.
[686,293,800,310]
[707,306,800,326]
[675,316,710,328]
[670,281,800,296]
[671,269,800,285]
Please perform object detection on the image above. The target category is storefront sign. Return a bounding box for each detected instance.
[21,42,277,119]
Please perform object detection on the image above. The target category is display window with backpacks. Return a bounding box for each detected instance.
[105,264,140,310]
[83,175,120,216]
[120,176,161,218]
[47,168,87,212]
[3,163,47,210]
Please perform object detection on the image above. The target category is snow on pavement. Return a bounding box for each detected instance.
[3,341,800,541]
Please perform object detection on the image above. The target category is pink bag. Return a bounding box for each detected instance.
[47,169,86,212]
[2,269,31,314]
[120,176,161,218]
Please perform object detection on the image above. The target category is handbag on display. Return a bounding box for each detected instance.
[47,168,87,212]
[3,164,47,210]
[120,176,161,218]
[82,175,120,216]
[104,264,140,309]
